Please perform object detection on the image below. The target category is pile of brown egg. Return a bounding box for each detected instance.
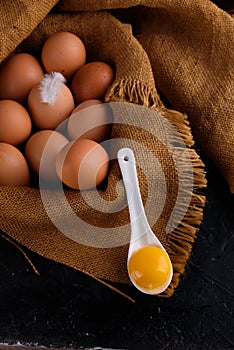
[0,31,115,190]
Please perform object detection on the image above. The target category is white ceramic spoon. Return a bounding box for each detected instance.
[117,147,173,295]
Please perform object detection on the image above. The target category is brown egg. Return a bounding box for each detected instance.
[0,142,30,186]
[71,61,115,104]
[56,138,109,190]
[0,53,44,102]
[25,130,69,182]
[0,100,32,146]
[41,31,86,80]
[67,100,113,143]
[27,73,75,130]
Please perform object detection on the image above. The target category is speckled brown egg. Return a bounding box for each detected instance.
[41,31,86,80]
[71,61,115,104]
[56,138,109,190]
[0,99,32,146]
[0,142,30,186]
[0,53,44,102]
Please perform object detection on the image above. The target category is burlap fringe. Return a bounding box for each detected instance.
[160,109,206,297]
[106,78,162,108]
[106,78,207,298]
[162,144,206,297]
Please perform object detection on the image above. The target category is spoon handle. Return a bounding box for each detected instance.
[117,148,152,245]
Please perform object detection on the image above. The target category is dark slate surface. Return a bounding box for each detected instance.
[0,155,234,350]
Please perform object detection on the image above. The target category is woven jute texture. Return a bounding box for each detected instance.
[1,0,226,299]
[56,0,234,192]
[0,0,57,63]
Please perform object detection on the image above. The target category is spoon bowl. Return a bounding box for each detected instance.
[117,147,173,295]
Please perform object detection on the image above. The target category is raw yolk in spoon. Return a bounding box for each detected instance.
[128,246,171,292]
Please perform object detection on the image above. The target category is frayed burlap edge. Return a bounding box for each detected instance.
[107,78,163,108]
[159,108,206,297]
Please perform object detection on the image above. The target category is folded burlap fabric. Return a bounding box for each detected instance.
[1,0,232,298]
[56,0,234,192]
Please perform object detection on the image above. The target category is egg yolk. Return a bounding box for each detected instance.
[128,246,171,292]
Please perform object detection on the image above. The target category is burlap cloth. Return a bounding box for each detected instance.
[0,0,233,298]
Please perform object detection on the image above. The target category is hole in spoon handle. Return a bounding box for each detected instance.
[118,148,135,165]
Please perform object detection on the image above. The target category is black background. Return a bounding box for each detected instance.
[0,1,234,349]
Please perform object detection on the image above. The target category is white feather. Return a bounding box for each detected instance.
[39,72,66,105]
